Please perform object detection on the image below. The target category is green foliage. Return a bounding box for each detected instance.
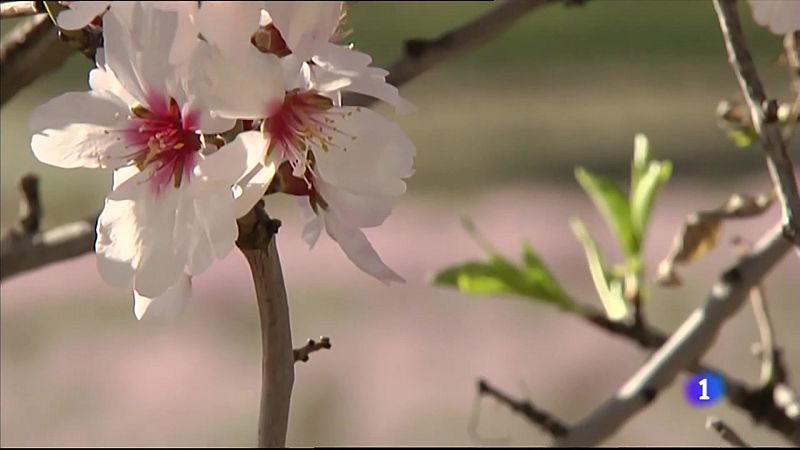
[630,135,672,240]
[575,167,638,259]
[431,134,672,322]
[430,222,574,311]
[570,219,628,321]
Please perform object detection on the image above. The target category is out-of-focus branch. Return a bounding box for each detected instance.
[344,0,587,107]
[477,378,569,438]
[0,174,97,281]
[236,201,294,448]
[713,0,800,247]
[706,417,751,447]
[582,304,797,441]
[294,336,332,363]
[554,224,793,446]
[0,14,72,106]
[0,1,43,19]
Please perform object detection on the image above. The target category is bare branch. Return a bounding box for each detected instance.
[0,1,43,19]
[554,224,794,446]
[0,173,97,281]
[293,336,332,363]
[477,378,569,438]
[0,14,73,106]
[713,0,800,247]
[706,416,751,447]
[344,0,585,107]
[236,202,294,448]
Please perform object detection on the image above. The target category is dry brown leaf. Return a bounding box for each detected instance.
[657,190,776,286]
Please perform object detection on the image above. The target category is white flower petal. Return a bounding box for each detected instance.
[102,2,190,104]
[298,197,323,247]
[88,67,139,106]
[195,1,265,54]
[193,44,285,119]
[133,273,191,320]
[31,123,130,170]
[57,1,110,30]
[266,1,342,61]
[749,0,800,34]
[322,210,404,284]
[314,107,415,200]
[313,45,414,113]
[234,162,277,219]
[28,90,128,133]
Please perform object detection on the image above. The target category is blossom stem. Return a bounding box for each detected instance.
[236,202,294,448]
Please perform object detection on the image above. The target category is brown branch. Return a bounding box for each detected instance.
[0,1,43,19]
[0,174,97,281]
[17,173,41,234]
[477,378,569,438]
[236,201,294,448]
[713,0,800,247]
[706,416,752,447]
[294,336,332,363]
[582,305,798,441]
[0,14,73,106]
[343,0,586,107]
[553,224,794,446]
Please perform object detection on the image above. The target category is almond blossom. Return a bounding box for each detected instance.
[29,3,250,318]
[193,2,415,283]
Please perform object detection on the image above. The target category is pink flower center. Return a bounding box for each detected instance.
[263,89,355,178]
[123,95,201,193]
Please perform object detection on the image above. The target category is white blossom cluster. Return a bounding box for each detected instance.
[29,1,416,319]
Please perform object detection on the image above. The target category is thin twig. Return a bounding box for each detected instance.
[706,416,752,447]
[0,1,43,19]
[554,224,794,446]
[477,378,569,438]
[17,173,41,234]
[0,14,73,106]
[236,201,294,448]
[713,0,800,247]
[343,0,585,107]
[293,337,332,363]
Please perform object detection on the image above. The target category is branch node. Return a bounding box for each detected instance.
[17,173,41,235]
[293,336,332,363]
[706,416,751,447]
[477,378,569,438]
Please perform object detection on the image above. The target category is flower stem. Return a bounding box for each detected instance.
[237,202,294,448]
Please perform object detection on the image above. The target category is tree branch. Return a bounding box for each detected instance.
[554,224,794,446]
[0,1,43,19]
[713,0,800,247]
[343,0,585,107]
[0,13,73,106]
[294,336,332,363]
[477,378,569,438]
[706,416,751,447]
[236,201,294,448]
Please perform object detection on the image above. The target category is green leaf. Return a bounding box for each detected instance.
[520,241,573,306]
[631,133,651,192]
[575,167,638,258]
[430,236,574,311]
[727,129,758,148]
[570,218,629,321]
[631,160,672,239]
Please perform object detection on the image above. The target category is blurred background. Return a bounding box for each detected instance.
[1,1,798,446]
